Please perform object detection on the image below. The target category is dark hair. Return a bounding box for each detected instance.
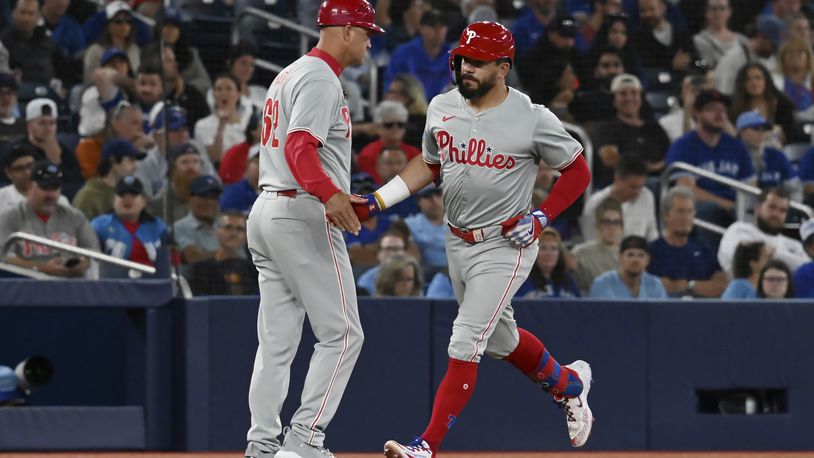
[245,108,261,144]
[214,72,242,91]
[97,154,125,177]
[536,58,572,105]
[731,241,765,279]
[594,46,623,68]
[595,196,623,221]
[593,12,628,50]
[160,20,194,71]
[730,63,781,122]
[217,209,247,227]
[227,41,257,67]
[99,11,135,48]
[758,186,791,203]
[137,60,163,77]
[615,155,648,178]
[757,259,794,298]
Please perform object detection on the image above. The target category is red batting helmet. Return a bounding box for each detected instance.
[317,0,385,34]
[449,21,515,66]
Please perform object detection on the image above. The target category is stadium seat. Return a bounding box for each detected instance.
[645,91,675,119]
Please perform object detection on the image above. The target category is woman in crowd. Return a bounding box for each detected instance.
[775,36,814,113]
[218,112,261,185]
[516,228,580,299]
[382,74,428,147]
[195,73,252,165]
[147,7,211,93]
[756,260,795,299]
[375,254,424,297]
[83,3,141,84]
[591,12,644,86]
[729,63,799,143]
[721,241,773,299]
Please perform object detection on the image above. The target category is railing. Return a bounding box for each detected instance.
[2,232,156,278]
[231,6,378,111]
[661,161,814,224]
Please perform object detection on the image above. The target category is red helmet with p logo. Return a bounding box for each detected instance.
[317,0,385,34]
[449,21,515,66]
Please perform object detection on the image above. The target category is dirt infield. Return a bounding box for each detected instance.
[3,452,814,458]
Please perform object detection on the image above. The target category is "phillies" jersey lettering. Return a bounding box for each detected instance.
[436,130,516,170]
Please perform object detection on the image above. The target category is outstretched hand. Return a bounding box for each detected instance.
[325,192,367,235]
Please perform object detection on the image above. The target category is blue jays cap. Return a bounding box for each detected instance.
[152,105,188,131]
[190,175,223,197]
[163,7,188,25]
[736,111,772,132]
[102,139,147,161]
[115,175,145,196]
[100,47,129,66]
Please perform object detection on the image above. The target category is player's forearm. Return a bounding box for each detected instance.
[371,155,435,210]
[537,153,590,221]
[284,131,341,203]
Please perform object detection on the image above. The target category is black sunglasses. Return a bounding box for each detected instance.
[383,121,406,129]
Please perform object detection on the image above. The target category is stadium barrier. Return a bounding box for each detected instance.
[1,284,813,451]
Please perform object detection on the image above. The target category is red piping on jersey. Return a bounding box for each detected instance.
[538,152,590,221]
[307,48,344,77]
[425,161,441,181]
[284,130,342,203]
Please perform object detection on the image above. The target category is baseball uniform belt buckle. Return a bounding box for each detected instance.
[276,189,297,198]
[448,224,485,244]
[472,229,485,242]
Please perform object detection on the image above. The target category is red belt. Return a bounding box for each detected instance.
[276,189,297,198]
[448,223,487,244]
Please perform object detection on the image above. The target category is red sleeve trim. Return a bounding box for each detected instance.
[425,161,441,180]
[538,153,591,221]
[284,130,342,203]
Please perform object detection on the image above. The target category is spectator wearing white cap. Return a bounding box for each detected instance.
[590,73,671,189]
[735,111,801,199]
[793,218,814,298]
[82,0,141,85]
[13,98,83,198]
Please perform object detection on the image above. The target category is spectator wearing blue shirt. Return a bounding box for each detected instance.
[220,145,259,214]
[426,270,455,298]
[345,175,395,269]
[516,227,581,298]
[647,186,728,298]
[793,219,814,298]
[736,111,800,198]
[721,240,770,299]
[404,186,446,274]
[92,176,167,267]
[590,235,667,299]
[666,89,755,243]
[41,0,86,58]
[356,231,406,295]
[511,0,559,59]
[384,9,451,101]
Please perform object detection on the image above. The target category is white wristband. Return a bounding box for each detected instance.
[373,175,411,210]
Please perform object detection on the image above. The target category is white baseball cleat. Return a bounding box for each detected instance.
[383,437,433,458]
[274,427,335,458]
[555,360,594,447]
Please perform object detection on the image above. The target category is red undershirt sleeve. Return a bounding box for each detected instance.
[538,153,591,221]
[284,130,342,203]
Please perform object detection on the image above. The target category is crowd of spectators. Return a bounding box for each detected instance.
[1,0,814,300]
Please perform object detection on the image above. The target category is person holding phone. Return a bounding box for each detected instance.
[0,161,99,277]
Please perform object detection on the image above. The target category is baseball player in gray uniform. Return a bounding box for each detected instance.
[352,22,595,457]
[244,1,383,457]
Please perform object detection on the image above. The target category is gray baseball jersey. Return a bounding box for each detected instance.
[423,87,582,229]
[0,201,100,262]
[421,87,583,363]
[258,54,353,194]
[245,50,363,456]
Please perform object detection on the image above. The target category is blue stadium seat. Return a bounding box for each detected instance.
[645,91,675,118]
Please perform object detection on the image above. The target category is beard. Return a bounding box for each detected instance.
[623,269,642,279]
[700,120,723,135]
[458,74,496,100]
[757,215,783,235]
